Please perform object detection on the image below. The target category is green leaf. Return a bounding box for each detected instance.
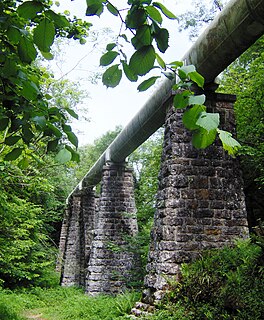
[107,3,119,16]
[66,131,78,148]
[137,76,160,91]
[102,65,122,88]
[140,0,152,4]
[120,34,129,42]
[5,136,21,146]
[100,51,119,66]
[65,108,79,120]
[4,148,23,161]
[45,10,70,28]
[41,51,54,60]
[17,1,44,19]
[3,59,18,77]
[169,61,183,68]
[21,81,40,100]
[218,129,241,156]
[18,36,37,63]
[188,94,206,106]
[47,139,59,151]
[80,38,87,45]
[65,145,80,162]
[62,124,72,133]
[33,18,55,52]
[173,91,190,109]
[86,0,104,16]
[156,53,166,69]
[145,6,162,24]
[22,125,34,143]
[32,116,46,128]
[131,25,152,50]
[192,128,217,149]
[154,28,169,53]
[183,104,206,130]
[122,62,138,82]
[55,148,72,163]
[189,71,204,88]
[0,118,9,131]
[7,26,21,44]
[106,43,117,51]
[196,112,220,132]
[178,65,196,79]
[126,8,147,29]
[129,45,156,76]
[47,123,62,138]
[153,2,177,19]
[18,157,29,169]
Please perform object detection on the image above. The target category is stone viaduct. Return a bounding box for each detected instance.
[57,0,264,306]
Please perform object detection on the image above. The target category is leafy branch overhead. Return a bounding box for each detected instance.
[0,0,241,164]
[90,0,177,88]
[90,0,240,156]
[0,0,90,164]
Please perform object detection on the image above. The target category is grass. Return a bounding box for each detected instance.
[0,287,141,320]
[1,238,263,320]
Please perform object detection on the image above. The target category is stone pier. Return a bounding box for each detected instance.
[142,92,249,304]
[59,187,97,287]
[86,162,139,295]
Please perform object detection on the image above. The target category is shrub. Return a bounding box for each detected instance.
[149,238,264,319]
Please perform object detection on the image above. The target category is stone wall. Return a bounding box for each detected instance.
[59,92,249,301]
[142,92,249,304]
[86,162,139,295]
[59,188,97,287]
[58,163,139,294]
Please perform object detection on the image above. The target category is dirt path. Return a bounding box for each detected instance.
[23,311,48,320]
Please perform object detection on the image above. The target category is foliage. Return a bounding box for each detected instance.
[178,0,225,40]
[0,286,140,320]
[0,0,241,161]
[143,238,264,319]
[0,56,87,287]
[1,239,263,319]
[220,36,264,183]
[128,130,163,269]
[79,0,239,155]
[0,151,73,287]
[0,187,55,288]
[0,0,90,161]
[219,36,264,226]
[71,125,122,184]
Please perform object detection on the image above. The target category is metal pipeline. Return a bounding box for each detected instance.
[68,0,264,198]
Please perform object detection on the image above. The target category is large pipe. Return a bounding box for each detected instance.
[69,0,264,196]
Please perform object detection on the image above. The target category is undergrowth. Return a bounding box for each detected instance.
[0,238,263,319]
[144,238,264,319]
[0,287,140,320]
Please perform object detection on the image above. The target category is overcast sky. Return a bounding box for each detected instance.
[49,0,192,146]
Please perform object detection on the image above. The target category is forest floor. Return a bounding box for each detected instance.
[24,311,48,320]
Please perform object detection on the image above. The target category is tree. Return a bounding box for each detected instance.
[0,47,91,287]
[0,0,240,162]
[177,0,264,228]
[71,125,122,184]
[178,0,224,40]
[128,130,163,268]
[0,0,90,162]
[219,36,264,228]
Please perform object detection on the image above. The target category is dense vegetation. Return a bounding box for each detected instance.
[0,238,263,319]
[219,35,264,229]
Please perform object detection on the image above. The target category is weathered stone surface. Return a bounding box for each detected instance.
[59,188,97,287]
[86,162,139,295]
[142,92,249,305]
